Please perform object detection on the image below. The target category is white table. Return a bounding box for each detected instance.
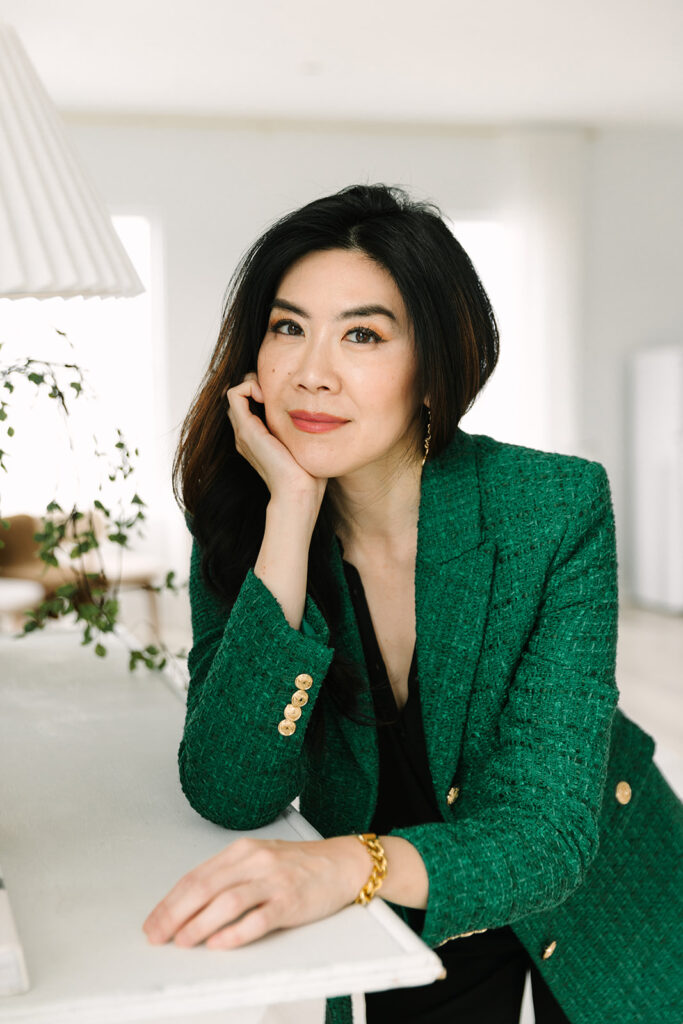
[0,629,444,1023]
[0,580,43,630]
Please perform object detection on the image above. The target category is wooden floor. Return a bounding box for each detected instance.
[615,600,683,789]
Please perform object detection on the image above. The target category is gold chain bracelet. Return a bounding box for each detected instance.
[354,833,388,905]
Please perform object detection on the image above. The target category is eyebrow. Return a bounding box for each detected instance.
[270,298,398,323]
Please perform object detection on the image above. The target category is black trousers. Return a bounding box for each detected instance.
[365,925,571,1023]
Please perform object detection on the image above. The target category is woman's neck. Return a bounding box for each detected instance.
[328,451,423,562]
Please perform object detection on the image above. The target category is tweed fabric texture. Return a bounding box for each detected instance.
[179,429,683,1024]
[512,711,683,1024]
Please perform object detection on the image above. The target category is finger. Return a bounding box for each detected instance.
[227,395,270,451]
[205,903,276,950]
[227,389,264,425]
[143,840,260,943]
[226,379,264,412]
[174,881,267,948]
[143,874,218,944]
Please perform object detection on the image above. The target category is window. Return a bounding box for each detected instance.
[0,216,166,545]
[450,217,545,448]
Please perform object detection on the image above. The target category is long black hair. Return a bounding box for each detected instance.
[173,183,499,757]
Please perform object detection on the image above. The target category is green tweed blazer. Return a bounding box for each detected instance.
[180,429,683,1024]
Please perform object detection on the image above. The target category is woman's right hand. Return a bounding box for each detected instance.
[225,373,327,511]
[228,373,325,628]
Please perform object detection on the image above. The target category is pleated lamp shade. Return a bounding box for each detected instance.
[0,23,144,299]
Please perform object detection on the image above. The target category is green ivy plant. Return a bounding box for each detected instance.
[0,335,185,672]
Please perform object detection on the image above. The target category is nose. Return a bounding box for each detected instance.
[291,335,341,393]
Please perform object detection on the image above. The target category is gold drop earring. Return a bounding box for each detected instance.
[421,408,431,467]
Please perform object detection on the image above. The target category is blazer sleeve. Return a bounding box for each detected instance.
[178,540,334,830]
[389,460,620,948]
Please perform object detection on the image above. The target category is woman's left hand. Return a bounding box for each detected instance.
[142,836,369,950]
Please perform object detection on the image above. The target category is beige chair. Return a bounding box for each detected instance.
[0,577,45,631]
[0,514,78,593]
[0,513,161,638]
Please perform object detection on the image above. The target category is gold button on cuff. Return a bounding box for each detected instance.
[278,720,296,736]
[291,690,309,708]
[284,704,302,722]
[446,786,460,805]
[615,780,632,805]
[295,673,313,690]
[542,941,557,960]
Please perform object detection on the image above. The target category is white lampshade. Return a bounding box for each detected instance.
[0,23,144,299]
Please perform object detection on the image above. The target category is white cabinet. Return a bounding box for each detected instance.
[629,344,683,611]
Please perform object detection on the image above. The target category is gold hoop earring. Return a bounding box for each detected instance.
[421,408,431,467]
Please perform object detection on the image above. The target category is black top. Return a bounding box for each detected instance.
[341,556,528,1023]
[341,558,442,833]
[341,556,439,936]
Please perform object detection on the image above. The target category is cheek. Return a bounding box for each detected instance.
[257,350,280,398]
[257,352,292,434]
[379,369,419,421]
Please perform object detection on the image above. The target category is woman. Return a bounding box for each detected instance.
[143,184,683,1023]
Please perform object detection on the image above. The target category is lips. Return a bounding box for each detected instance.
[288,410,349,423]
[288,409,349,433]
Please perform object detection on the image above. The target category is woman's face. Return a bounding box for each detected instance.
[256,248,424,482]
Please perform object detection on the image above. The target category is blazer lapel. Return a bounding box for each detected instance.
[416,431,497,803]
[326,429,496,807]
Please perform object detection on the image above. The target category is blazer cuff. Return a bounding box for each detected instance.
[301,592,330,642]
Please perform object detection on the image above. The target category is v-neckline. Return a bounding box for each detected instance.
[340,555,417,720]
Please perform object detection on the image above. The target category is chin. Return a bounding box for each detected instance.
[290,448,348,479]
[278,426,348,474]
[292,437,363,475]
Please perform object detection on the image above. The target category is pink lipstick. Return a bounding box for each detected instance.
[288,410,349,434]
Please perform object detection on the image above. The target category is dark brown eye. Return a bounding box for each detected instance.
[347,327,383,345]
[271,319,302,335]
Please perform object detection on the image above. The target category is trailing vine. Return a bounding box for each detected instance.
[0,335,186,672]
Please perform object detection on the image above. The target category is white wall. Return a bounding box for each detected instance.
[62,116,683,618]
[64,118,529,430]
[581,129,683,599]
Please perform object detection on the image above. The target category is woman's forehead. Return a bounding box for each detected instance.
[275,249,409,323]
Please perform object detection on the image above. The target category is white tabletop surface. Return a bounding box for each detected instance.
[0,580,43,614]
[0,628,444,1023]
